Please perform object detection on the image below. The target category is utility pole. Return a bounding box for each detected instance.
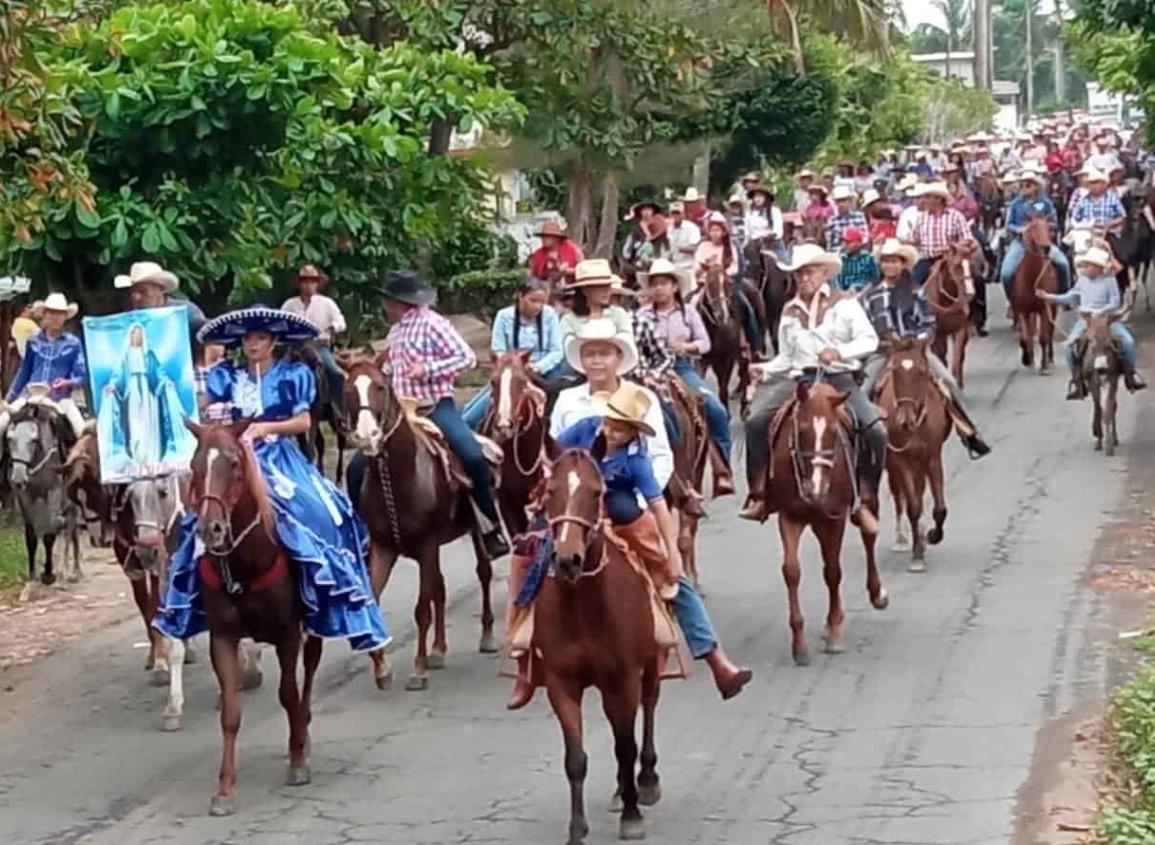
[1053,0,1066,105]
[973,0,991,90]
[1025,0,1034,116]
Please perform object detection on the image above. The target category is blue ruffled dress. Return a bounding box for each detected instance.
[154,359,391,652]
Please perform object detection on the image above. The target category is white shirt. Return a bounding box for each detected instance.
[282,294,346,342]
[1087,151,1123,175]
[763,284,879,378]
[896,205,920,242]
[550,383,673,499]
[745,206,784,242]
[666,220,701,273]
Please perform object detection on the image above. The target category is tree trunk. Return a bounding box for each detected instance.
[428,117,454,156]
[566,161,595,254]
[593,171,620,260]
[1052,0,1065,104]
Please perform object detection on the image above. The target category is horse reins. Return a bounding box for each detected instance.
[885,396,929,454]
[11,448,57,479]
[195,479,276,596]
[509,388,547,478]
[368,391,407,549]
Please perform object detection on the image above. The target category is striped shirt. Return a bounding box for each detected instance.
[384,306,476,402]
[913,208,971,259]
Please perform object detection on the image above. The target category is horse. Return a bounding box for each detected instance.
[533,448,662,843]
[481,350,548,539]
[660,374,709,589]
[1076,313,1124,455]
[1012,217,1058,371]
[343,358,496,692]
[1117,187,1155,311]
[875,338,953,572]
[762,380,888,665]
[4,403,82,600]
[799,217,827,248]
[1049,170,1073,232]
[923,242,974,389]
[292,345,349,484]
[695,266,751,420]
[183,419,322,816]
[977,173,1004,236]
[743,236,791,354]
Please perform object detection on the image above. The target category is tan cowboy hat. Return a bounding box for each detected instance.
[564,319,639,376]
[609,274,637,298]
[1075,246,1113,271]
[566,258,616,289]
[807,183,829,196]
[668,200,685,213]
[860,188,884,208]
[897,174,921,193]
[637,257,687,288]
[877,239,919,268]
[831,185,856,202]
[726,193,745,207]
[999,170,1021,186]
[536,220,569,239]
[1083,167,1109,184]
[32,292,79,319]
[113,261,179,293]
[1018,168,1046,186]
[775,243,842,276]
[919,182,952,201]
[602,382,655,437]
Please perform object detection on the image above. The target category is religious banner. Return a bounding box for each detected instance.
[84,306,199,483]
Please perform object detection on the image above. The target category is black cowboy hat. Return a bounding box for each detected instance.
[380,269,437,307]
[747,187,775,201]
[630,201,663,217]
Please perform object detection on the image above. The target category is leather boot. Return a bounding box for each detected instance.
[1125,369,1148,392]
[704,648,753,700]
[1066,379,1086,401]
[506,654,535,710]
[738,493,769,522]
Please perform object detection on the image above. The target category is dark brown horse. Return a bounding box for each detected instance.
[481,350,548,538]
[977,173,1004,236]
[1076,313,1123,455]
[875,338,953,572]
[533,448,662,843]
[763,381,888,665]
[696,267,751,420]
[743,236,792,354]
[1013,217,1058,371]
[923,242,974,389]
[293,345,349,484]
[183,419,321,816]
[344,358,496,692]
[661,374,709,588]
[799,217,827,248]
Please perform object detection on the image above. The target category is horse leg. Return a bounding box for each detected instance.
[927,451,948,546]
[637,663,661,807]
[1017,313,1032,368]
[314,424,325,477]
[19,522,38,602]
[889,463,912,553]
[861,494,888,609]
[240,640,265,691]
[954,330,967,391]
[208,634,242,816]
[603,681,644,841]
[146,574,170,687]
[368,542,398,690]
[907,466,928,573]
[301,635,323,742]
[335,430,347,487]
[1040,308,1054,373]
[406,548,436,691]
[70,520,83,582]
[276,633,310,787]
[470,531,497,654]
[428,558,448,669]
[41,533,56,586]
[1091,377,1104,451]
[1106,374,1120,456]
[162,637,186,732]
[817,518,847,654]
[778,515,808,666]
[128,576,160,673]
[545,676,588,844]
[677,511,699,590]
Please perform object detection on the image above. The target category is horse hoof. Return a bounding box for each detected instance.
[478,634,499,655]
[426,652,446,670]
[184,645,197,665]
[620,817,646,840]
[209,795,236,817]
[927,528,944,545]
[823,635,845,655]
[871,589,890,611]
[240,669,264,692]
[39,572,56,586]
[405,674,429,692]
[285,764,311,787]
[907,559,927,574]
[17,582,35,603]
[569,819,591,843]
[375,669,394,691]
[792,648,810,667]
[1095,440,1103,452]
[66,572,82,584]
[161,713,183,732]
[149,666,170,687]
[638,782,661,806]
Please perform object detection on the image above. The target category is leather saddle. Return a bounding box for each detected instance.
[398,398,503,493]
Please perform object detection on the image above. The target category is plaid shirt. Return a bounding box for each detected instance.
[1071,191,1126,227]
[195,366,234,422]
[825,211,868,252]
[835,250,879,291]
[633,309,675,380]
[859,278,935,340]
[385,306,476,401]
[913,208,971,259]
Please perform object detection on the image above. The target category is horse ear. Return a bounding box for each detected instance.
[833,390,851,407]
[183,416,205,439]
[230,418,253,439]
[516,348,533,366]
[590,433,608,462]
[794,380,809,403]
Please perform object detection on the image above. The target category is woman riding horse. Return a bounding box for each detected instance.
[154,306,390,652]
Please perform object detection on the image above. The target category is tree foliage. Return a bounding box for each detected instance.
[1075,0,1155,142]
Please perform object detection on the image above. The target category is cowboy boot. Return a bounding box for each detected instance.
[1124,365,1148,392]
[506,654,535,710]
[709,443,736,497]
[704,647,753,700]
[1066,378,1086,401]
[738,479,769,522]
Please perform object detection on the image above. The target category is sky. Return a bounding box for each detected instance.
[901,0,944,31]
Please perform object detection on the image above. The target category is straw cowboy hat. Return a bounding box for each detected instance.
[1018,168,1046,187]
[637,258,687,289]
[775,243,842,276]
[535,220,569,239]
[877,239,919,268]
[380,269,437,306]
[1075,246,1113,271]
[896,174,921,194]
[602,382,655,437]
[563,319,639,376]
[860,188,885,209]
[32,292,78,319]
[198,305,319,349]
[680,187,704,203]
[918,182,952,201]
[566,258,616,289]
[807,183,830,196]
[726,193,745,207]
[1083,167,1110,184]
[831,185,856,202]
[113,261,179,293]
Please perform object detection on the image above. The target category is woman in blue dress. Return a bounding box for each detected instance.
[155,306,390,652]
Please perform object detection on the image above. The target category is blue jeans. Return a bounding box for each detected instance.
[673,358,731,465]
[999,238,1072,299]
[315,344,344,385]
[1066,318,1137,377]
[462,386,492,430]
[734,290,762,353]
[659,398,682,445]
[671,576,717,658]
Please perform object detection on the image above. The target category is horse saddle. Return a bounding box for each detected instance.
[398,398,503,492]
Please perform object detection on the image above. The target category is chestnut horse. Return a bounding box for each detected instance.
[183,419,321,816]
[533,449,662,844]
[875,338,953,572]
[923,242,974,389]
[344,358,496,692]
[1012,217,1058,371]
[762,380,888,665]
[696,266,752,420]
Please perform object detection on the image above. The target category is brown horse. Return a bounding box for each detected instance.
[696,266,752,420]
[344,358,496,692]
[1012,217,1058,371]
[875,338,953,572]
[481,350,548,538]
[661,374,709,588]
[977,173,1004,236]
[183,419,321,816]
[764,381,888,665]
[799,217,827,247]
[533,448,662,843]
[923,242,974,389]
[1076,313,1123,455]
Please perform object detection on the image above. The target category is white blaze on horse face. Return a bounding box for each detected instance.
[810,415,828,493]
[497,368,513,428]
[901,358,915,371]
[558,469,581,545]
[352,374,380,444]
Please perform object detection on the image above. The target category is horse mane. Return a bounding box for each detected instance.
[64,430,100,486]
[238,439,276,539]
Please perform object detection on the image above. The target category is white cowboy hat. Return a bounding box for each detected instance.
[796,168,815,180]
[726,193,745,206]
[1018,168,1046,186]
[831,185,856,202]
[897,174,921,193]
[565,258,616,289]
[918,182,952,201]
[1075,246,1113,271]
[1083,167,1109,184]
[775,243,842,276]
[563,319,638,376]
[860,188,884,208]
[679,187,704,203]
[113,261,179,293]
[668,200,685,213]
[877,239,919,269]
[637,257,687,288]
[32,292,79,319]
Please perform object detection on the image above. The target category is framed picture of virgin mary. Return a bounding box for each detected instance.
[83,305,199,483]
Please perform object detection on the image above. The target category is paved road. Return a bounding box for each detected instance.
[1,296,1150,845]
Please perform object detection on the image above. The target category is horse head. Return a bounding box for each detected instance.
[1081,312,1124,374]
[114,476,181,570]
[64,431,115,547]
[543,449,605,583]
[800,218,826,247]
[1023,216,1053,252]
[184,418,271,557]
[490,349,539,440]
[342,356,396,453]
[789,381,849,505]
[6,406,60,491]
[886,337,932,432]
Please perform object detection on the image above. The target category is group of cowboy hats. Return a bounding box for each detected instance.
[770,239,919,279]
[23,260,181,323]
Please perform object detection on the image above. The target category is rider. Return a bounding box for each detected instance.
[825,186,868,253]
[114,261,207,339]
[559,259,635,341]
[462,278,564,429]
[909,182,976,287]
[667,200,703,285]
[802,183,835,222]
[280,264,347,385]
[746,186,784,252]
[833,228,878,292]
[1069,168,1127,243]
[527,219,583,287]
[0,293,87,442]
[154,305,391,652]
[694,213,764,358]
[1035,246,1147,398]
[861,189,898,244]
[858,240,992,458]
[635,258,735,495]
[998,170,1072,299]
[739,244,887,530]
[793,169,816,211]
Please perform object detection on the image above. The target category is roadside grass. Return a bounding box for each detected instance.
[1102,660,1155,844]
[0,520,25,591]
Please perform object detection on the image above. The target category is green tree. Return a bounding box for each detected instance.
[764,0,897,72]
[1073,0,1155,140]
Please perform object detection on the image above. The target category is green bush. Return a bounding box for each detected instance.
[437,268,527,318]
[1103,664,1155,843]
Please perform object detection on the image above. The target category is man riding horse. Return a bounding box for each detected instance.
[1069,168,1128,273]
[999,170,1072,300]
[908,183,976,288]
[281,264,347,388]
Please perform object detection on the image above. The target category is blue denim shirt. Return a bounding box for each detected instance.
[6,332,87,401]
[554,416,661,524]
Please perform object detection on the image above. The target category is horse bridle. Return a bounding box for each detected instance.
[194,479,268,595]
[500,386,547,478]
[787,400,854,508]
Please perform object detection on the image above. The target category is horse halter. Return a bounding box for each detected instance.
[786,397,851,508]
[193,461,267,594]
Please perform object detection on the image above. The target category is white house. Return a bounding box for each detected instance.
[992,81,1021,134]
[912,50,1021,131]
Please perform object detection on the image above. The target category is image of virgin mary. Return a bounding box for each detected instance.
[96,323,194,476]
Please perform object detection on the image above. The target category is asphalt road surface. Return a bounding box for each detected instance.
[1,295,1151,845]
